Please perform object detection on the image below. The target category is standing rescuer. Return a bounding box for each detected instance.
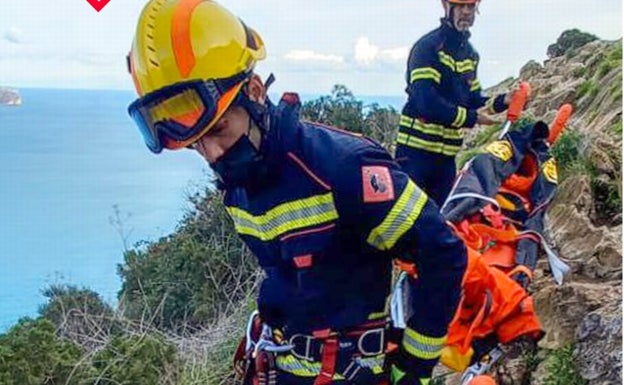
[395,0,515,206]
[127,1,467,384]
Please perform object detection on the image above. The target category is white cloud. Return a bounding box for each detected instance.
[284,50,344,64]
[354,37,379,64]
[3,27,24,44]
[354,37,408,65]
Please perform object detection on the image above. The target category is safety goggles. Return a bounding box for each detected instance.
[128,71,250,153]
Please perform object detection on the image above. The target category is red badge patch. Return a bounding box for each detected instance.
[362,166,395,203]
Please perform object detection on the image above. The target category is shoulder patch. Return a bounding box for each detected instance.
[485,140,513,162]
[542,158,558,184]
[362,166,395,203]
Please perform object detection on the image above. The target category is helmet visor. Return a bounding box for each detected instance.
[128,72,249,153]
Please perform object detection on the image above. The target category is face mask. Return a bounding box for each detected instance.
[209,134,268,189]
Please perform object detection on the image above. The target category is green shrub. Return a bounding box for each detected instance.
[39,284,119,348]
[118,191,257,331]
[598,42,623,77]
[92,333,179,385]
[611,120,623,136]
[302,85,365,133]
[543,345,588,385]
[547,29,598,59]
[572,66,586,78]
[301,85,399,146]
[0,318,94,385]
[363,103,399,147]
[551,130,584,180]
[577,80,597,98]
[179,334,239,385]
[607,41,622,63]
[590,177,622,225]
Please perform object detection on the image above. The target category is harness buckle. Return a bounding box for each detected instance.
[289,334,316,361]
[357,328,386,356]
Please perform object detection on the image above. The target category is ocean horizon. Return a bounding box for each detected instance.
[0,88,404,333]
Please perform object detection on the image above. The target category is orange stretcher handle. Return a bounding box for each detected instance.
[506,82,531,123]
[547,103,573,145]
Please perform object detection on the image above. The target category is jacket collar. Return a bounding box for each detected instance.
[440,18,471,47]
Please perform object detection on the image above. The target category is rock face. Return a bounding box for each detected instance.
[0,87,22,106]
[474,38,622,385]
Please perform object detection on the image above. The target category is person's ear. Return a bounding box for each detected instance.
[245,74,267,104]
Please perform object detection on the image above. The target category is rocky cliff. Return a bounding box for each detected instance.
[467,38,622,385]
[0,87,22,106]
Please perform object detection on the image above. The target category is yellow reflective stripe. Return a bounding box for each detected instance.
[410,67,441,84]
[438,51,476,73]
[456,59,476,73]
[276,354,343,378]
[451,106,467,128]
[420,379,431,385]
[276,354,385,377]
[226,193,338,241]
[470,79,481,92]
[402,327,447,360]
[399,115,464,140]
[399,114,415,128]
[367,180,428,250]
[396,132,462,156]
[414,120,464,140]
[438,51,455,71]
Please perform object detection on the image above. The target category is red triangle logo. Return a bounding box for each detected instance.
[86,0,112,12]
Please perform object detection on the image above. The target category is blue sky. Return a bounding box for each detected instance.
[0,0,621,96]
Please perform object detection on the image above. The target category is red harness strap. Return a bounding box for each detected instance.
[313,329,339,385]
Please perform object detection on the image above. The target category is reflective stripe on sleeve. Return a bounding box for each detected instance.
[451,106,467,128]
[226,193,338,241]
[367,180,428,250]
[410,67,442,84]
[402,327,447,360]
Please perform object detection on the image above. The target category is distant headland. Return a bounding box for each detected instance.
[0,87,22,106]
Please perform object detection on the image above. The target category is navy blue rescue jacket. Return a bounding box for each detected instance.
[397,20,508,157]
[223,94,467,375]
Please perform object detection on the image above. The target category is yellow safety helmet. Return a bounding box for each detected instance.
[127,0,266,153]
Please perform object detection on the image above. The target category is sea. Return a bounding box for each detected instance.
[0,88,404,333]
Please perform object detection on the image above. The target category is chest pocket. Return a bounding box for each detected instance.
[279,224,337,294]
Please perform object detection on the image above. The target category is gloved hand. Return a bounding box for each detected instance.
[476,106,500,126]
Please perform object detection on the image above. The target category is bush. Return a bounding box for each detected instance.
[301,84,399,146]
[577,80,597,99]
[92,333,179,385]
[543,345,588,385]
[302,85,365,133]
[118,190,257,331]
[598,41,623,77]
[39,284,119,350]
[547,29,598,59]
[363,103,400,148]
[551,130,584,180]
[0,318,94,385]
[179,333,239,385]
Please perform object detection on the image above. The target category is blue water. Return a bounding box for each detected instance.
[0,88,403,333]
[0,88,212,332]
